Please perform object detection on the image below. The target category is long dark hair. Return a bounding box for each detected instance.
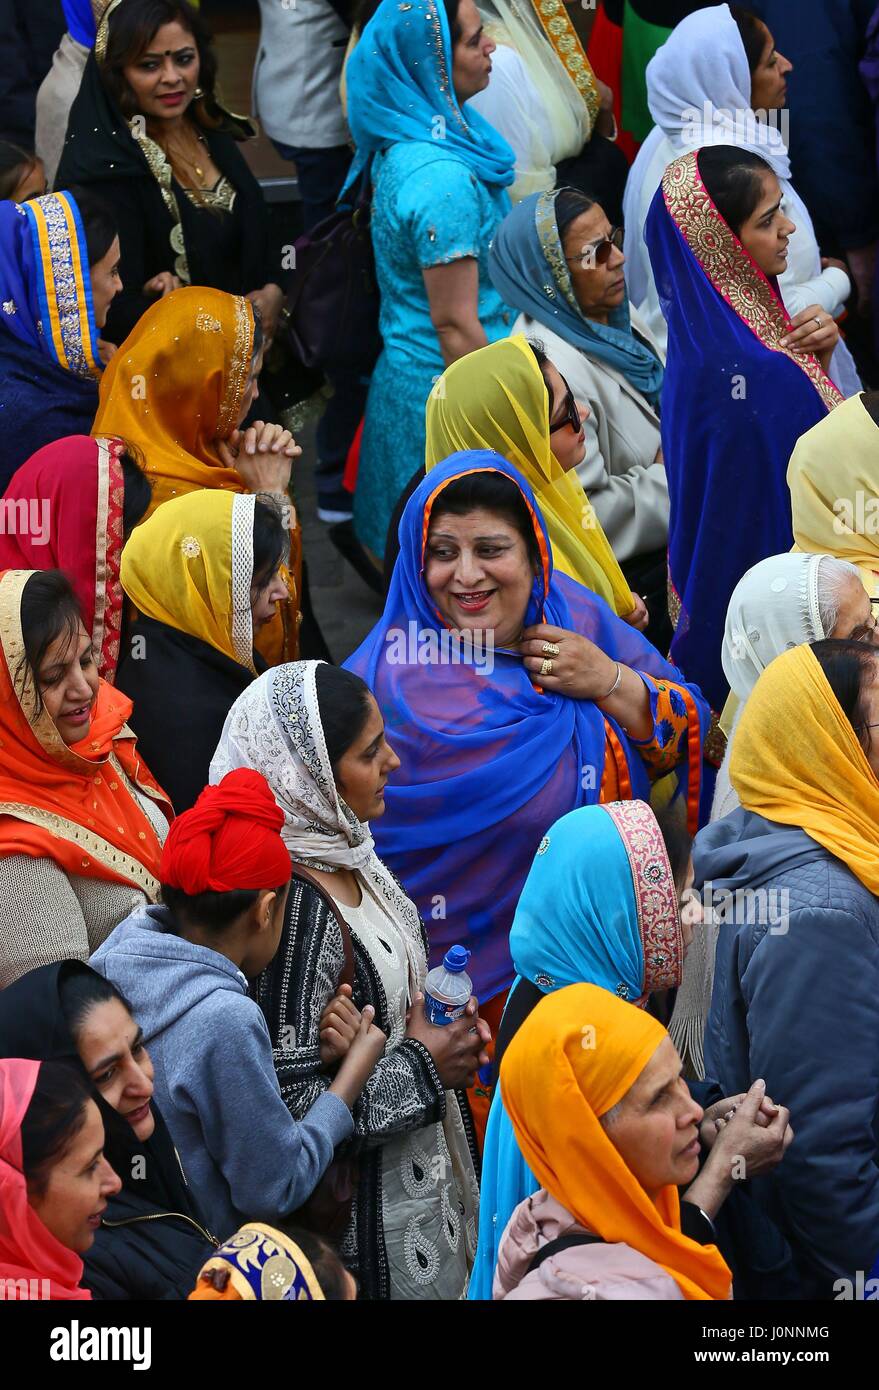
[729,6,767,74]
[314,664,373,774]
[65,184,119,267]
[18,571,85,715]
[20,1060,93,1197]
[0,140,38,201]
[101,0,222,128]
[696,145,772,238]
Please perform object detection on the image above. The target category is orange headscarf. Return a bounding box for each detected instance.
[0,569,172,897]
[501,983,732,1300]
[730,642,879,896]
[92,286,299,665]
[93,286,253,515]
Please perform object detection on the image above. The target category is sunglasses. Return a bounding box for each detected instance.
[548,380,581,434]
[565,225,625,269]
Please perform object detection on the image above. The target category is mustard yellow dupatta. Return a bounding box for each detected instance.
[730,643,879,896]
[787,393,879,598]
[425,335,635,615]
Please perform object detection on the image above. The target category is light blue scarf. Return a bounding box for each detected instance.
[343,0,515,193]
[469,799,683,1299]
[489,189,664,406]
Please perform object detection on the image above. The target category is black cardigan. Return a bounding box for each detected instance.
[115,615,261,816]
[55,52,277,344]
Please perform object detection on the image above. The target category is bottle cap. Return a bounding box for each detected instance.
[443,945,471,973]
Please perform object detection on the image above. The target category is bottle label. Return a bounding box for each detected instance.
[424,991,466,1026]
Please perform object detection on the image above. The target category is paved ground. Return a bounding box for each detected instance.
[294,421,385,664]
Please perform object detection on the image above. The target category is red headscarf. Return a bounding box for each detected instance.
[160,769,291,894]
[0,437,128,681]
[0,1059,91,1300]
[0,569,173,897]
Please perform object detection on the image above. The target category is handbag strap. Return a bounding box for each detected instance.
[291,864,355,989]
[526,1232,604,1275]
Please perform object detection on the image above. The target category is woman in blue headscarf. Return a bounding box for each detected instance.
[345,448,708,1136]
[489,185,670,646]
[0,188,121,490]
[469,798,689,1297]
[644,144,843,734]
[342,0,516,568]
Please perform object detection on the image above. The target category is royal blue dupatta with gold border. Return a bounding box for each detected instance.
[0,193,103,491]
[645,151,843,724]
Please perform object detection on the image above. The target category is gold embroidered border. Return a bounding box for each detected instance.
[425,0,471,134]
[661,153,844,415]
[530,0,600,130]
[92,437,111,669]
[135,133,191,285]
[217,295,254,438]
[0,801,159,899]
[535,190,581,317]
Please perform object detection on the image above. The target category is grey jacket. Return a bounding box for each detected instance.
[698,809,879,1297]
[90,907,353,1242]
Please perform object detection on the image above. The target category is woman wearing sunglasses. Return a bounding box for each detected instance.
[489,188,670,650]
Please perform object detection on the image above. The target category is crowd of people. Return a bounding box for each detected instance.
[1,0,878,1306]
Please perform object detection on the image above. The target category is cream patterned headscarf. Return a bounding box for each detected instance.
[209,661,422,934]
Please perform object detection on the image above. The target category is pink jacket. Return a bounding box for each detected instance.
[493,1189,685,1301]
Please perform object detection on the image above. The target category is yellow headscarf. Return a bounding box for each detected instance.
[787,393,879,597]
[425,336,635,616]
[501,983,731,1300]
[120,491,258,675]
[730,642,879,895]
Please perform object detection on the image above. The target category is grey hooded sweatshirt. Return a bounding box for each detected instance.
[90,906,353,1242]
[697,808,879,1298]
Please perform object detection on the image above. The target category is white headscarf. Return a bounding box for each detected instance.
[721,552,829,703]
[209,661,423,938]
[624,4,811,302]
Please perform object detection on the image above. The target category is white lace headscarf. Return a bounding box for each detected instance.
[209,661,422,935]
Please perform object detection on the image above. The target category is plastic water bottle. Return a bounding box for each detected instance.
[423,946,472,1025]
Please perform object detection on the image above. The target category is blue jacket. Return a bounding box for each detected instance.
[90,907,353,1243]
[699,809,879,1297]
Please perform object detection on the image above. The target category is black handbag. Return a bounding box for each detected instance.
[284,174,382,373]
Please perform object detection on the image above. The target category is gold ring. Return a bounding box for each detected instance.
[540,657,554,677]
[541,641,560,656]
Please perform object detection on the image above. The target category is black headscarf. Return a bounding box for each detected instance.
[0,961,199,1219]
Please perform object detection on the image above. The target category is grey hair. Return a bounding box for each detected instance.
[600,1099,623,1129]
[816,557,864,637]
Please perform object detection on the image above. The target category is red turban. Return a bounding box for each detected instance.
[160,770,291,895]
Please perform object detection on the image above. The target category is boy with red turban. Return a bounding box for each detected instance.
[91,769,385,1240]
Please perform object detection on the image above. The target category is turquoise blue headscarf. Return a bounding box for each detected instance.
[468,799,684,1299]
[488,189,664,406]
[343,0,515,192]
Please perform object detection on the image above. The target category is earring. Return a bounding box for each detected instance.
[193,87,205,99]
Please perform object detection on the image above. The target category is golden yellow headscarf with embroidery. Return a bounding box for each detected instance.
[425,335,635,615]
[96,286,299,665]
[730,643,879,895]
[787,393,879,598]
[501,983,732,1300]
[120,491,259,675]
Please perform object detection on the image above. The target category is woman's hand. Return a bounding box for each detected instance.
[97,339,117,367]
[779,305,839,369]
[143,271,181,298]
[594,77,617,139]
[520,623,621,701]
[622,594,649,631]
[405,994,491,1090]
[319,983,362,1067]
[215,421,301,493]
[328,1006,387,1108]
[519,623,654,738]
[684,1080,794,1218]
[247,283,285,346]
